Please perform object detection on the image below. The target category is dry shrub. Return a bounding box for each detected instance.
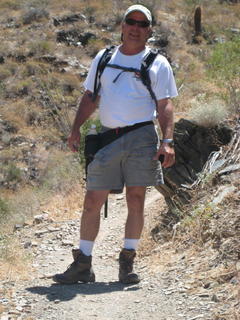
[0,0,21,10]
[39,150,83,195]
[86,38,106,57]
[188,98,229,127]
[0,235,33,281]
[0,62,18,82]
[20,0,50,16]
[42,182,85,221]
[0,66,12,81]
[5,79,34,99]
[0,100,32,131]
[60,73,81,94]
[22,61,48,77]
[28,40,55,56]
[0,188,42,235]
[138,191,167,258]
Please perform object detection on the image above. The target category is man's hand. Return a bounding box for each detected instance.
[68,131,81,152]
[153,142,175,168]
[67,90,99,153]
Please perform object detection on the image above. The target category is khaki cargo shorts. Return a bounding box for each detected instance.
[86,124,164,190]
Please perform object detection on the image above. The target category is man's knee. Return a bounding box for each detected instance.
[126,187,146,209]
[84,190,109,211]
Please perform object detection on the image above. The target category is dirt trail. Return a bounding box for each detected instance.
[1,188,216,320]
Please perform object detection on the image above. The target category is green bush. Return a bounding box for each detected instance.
[0,67,12,81]
[185,0,202,7]
[208,36,240,111]
[0,198,10,221]
[29,40,54,55]
[5,164,23,183]
[208,36,240,83]
[22,62,47,77]
[6,79,33,98]
[79,118,101,165]
[0,63,18,81]
[0,81,6,98]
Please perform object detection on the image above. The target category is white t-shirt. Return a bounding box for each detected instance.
[84,46,178,128]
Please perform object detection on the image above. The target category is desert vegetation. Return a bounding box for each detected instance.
[0,0,239,318]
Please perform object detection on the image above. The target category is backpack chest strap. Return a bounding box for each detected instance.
[106,63,140,83]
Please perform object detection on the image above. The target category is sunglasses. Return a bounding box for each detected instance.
[125,18,150,28]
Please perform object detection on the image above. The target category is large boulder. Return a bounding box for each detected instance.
[156,119,232,210]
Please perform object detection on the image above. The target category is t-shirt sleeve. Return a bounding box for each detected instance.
[83,49,105,92]
[152,56,178,100]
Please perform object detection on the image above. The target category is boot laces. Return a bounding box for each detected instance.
[63,260,78,274]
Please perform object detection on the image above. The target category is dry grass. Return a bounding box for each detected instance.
[48,0,113,14]
[0,235,33,281]
[41,182,85,221]
[0,2,239,310]
[138,191,167,258]
[1,100,29,130]
[0,148,84,231]
[188,98,229,127]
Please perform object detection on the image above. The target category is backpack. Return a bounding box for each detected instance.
[92,45,159,107]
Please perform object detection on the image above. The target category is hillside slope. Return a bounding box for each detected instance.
[0,1,239,319]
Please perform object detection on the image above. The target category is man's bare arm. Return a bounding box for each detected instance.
[68,90,99,152]
[153,98,175,168]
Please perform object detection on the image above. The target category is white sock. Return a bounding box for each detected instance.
[124,238,140,250]
[79,239,94,256]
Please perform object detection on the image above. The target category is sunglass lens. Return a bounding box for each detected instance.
[125,18,150,28]
[140,21,150,28]
[126,18,135,26]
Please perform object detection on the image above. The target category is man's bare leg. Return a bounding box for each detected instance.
[80,189,109,241]
[118,186,146,284]
[125,186,146,239]
[52,189,109,284]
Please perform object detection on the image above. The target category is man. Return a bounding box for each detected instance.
[53,4,178,285]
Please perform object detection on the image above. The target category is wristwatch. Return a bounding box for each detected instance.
[161,138,174,148]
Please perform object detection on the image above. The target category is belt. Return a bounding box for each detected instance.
[100,121,153,149]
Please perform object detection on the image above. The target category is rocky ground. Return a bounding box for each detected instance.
[1,187,238,320]
[0,3,239,319]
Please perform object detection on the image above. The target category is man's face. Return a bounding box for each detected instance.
[122,11,152,47]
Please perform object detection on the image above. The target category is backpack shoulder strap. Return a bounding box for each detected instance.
[92,45,116,101]
[140,48,159,108]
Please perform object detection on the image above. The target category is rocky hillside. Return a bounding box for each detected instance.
[0,0,239,190]
[0,0,239,319]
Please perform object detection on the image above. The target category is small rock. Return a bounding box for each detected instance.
[35,229,49,236]
[47,226,61,232]
[15,306,23,312]
[8,310,21,315]
[62,240,74,246]
[33,214,47,224]
[134,300,141,303]
[236,261,240,271]
[211,294,220,302]
[54,299,61,304]
[24,241,32,248]
[14,224,24,231]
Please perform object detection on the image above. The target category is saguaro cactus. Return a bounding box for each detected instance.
[194,6,202,35]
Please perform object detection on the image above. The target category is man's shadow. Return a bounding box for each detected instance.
[26,281,141,302]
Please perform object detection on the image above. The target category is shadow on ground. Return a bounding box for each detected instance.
[26,281,141,302]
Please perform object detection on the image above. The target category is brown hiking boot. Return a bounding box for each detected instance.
[119,248,140,284]
[52,249,95,284]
